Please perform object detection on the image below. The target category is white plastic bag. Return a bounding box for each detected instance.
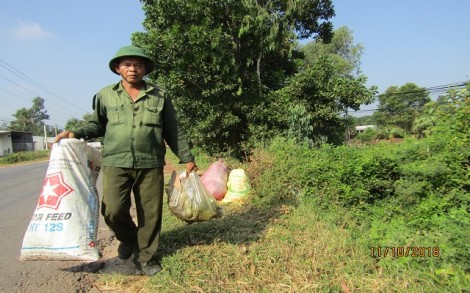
[167,171,219,223]
[20,139,102,261]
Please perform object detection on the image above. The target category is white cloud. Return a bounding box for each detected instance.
[11,21,56,40]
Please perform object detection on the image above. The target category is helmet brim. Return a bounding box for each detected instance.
[109,46,156,75]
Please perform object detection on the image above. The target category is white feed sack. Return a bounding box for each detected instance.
[20,139,102,261]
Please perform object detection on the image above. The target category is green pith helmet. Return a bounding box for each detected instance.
[108,45,155,75]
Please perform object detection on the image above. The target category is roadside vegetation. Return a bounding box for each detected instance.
[3,1,468,291]
[97,89,469,292]
[5,86,467,292]
[0,149,49,165]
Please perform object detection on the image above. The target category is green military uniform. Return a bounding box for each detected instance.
[73,80,194,263]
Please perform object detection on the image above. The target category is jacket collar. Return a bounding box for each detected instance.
[113,80,154,93]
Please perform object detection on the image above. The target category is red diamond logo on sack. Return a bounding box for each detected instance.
[37,172,74,209]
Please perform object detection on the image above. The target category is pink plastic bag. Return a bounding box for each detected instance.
[200,159,229,201]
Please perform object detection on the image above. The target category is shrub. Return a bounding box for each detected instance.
[248,126,468,280]
[0,150,49,165]
[356,127,377,143]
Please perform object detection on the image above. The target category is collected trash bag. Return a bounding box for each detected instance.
[200,159,229,201]
[20,139,101,261]
[221,169,251,204]
[167,171,219,223]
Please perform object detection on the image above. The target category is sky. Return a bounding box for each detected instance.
[0,0,469,129]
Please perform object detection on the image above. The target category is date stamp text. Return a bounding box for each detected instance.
[370,246,440,258]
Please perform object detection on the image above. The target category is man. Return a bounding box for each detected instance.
[55,45,197,275]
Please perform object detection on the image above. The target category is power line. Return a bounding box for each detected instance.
[374,82,466,98]
[0,77,84,118]
[0,58,89,116]
[0,116,64,131]
[352,81,467,115]
[0,116,13,122]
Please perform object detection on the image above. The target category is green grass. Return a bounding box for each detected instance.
[95,147,468,292]
[6,143,466,292]
[0,150,49,165]
[98,198,453,292]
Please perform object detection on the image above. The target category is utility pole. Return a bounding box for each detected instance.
[44,125,48,150]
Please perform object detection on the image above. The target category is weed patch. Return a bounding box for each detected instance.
[95,93,469,291]
[0,150,49,165]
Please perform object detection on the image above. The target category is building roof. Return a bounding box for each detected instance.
[0,130,33,134]
[355,125,376,131]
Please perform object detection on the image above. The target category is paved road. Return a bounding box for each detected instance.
[0,158,179,292]
[0,161,102,292]
[0,161,49,263]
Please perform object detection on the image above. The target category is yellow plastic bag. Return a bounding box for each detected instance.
[221,169,251,204]
[166,171,219,223]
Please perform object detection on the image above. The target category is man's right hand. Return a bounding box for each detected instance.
[54,130,75,143]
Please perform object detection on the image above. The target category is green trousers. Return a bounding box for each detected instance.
[101,166,164,263]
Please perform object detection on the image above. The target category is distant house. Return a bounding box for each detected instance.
[0,131,13,156]
[32,135,55,151]
[0,131,56,156]
[0,131,34,156]
[355,125,376,133]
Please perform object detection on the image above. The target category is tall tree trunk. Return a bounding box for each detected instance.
[257,51,262,92]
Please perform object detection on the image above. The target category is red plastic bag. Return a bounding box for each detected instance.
[200,159,229,201]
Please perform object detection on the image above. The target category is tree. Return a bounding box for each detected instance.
[0,120,8,130]
[374,83,431,133]
[264,56,376,145]
[133,0,335,156]
[413,82,469,137]
[65,113,92,131]
[353,115,376,126]
[10,97,50,135]
[301,26,364,77]
[65,113,102,142]
[277,26,375,144]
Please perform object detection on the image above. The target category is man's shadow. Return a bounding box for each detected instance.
[64,171,297,274]
[64,199,292,274]
[156,203,282,260]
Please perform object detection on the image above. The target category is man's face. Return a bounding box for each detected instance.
[115,57,146,84]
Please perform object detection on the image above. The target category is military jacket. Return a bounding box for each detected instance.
[73,81,194,168]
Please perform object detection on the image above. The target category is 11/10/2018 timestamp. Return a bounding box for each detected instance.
[371,246,440,257]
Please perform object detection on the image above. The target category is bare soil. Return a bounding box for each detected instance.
[3,163,178,293]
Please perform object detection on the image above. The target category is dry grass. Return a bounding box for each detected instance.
[96,200,442,292]
[94,151,449,292]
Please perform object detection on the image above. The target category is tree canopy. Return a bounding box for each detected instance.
[133,0,375,156]
[373,83,431,133]
[64,113,92,131]
[301,26,364,77]
[10,97,50,135]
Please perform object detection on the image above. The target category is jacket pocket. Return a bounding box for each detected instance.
[108,105,125,126]
[143,106,162,126]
